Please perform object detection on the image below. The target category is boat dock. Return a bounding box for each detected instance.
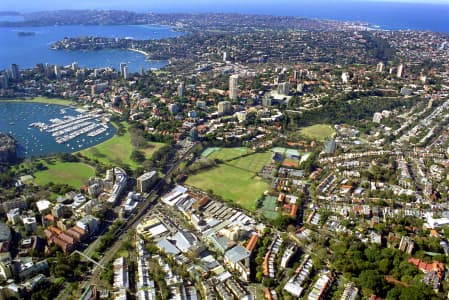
[29,111,110,145]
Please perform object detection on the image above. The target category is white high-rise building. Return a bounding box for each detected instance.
[229,74,238,100]
[178,82,184,97]
[341,72,350,84]
[120,63,127,78]
[376,62,384,73]
[122,65,128,80]
[54,65,61,79]
[397,64,404,78]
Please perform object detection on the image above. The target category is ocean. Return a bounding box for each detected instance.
[149,1,449,34]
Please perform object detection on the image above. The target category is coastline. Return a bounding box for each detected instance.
[127,48,170,66]
[127,48,150,56]
[0,97,75,107]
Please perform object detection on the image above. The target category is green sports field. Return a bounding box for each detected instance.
[186,149,272,211]
[34,162,95,188]
[80,123,164,169]
[259,196,279,220]
[226,151,272,173]
[205,147,250,161]
[299,124,335,141]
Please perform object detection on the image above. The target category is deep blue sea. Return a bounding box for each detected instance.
[0,24,182,72]
[0,102,116,158]
[149,1,449,34]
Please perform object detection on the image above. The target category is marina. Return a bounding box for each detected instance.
[29,109,110,144]
[0,102,116,158]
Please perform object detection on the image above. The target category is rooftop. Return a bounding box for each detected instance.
[138,171,157,181]
[225,245,251,264]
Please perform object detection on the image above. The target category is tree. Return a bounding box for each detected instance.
[262,277,274,287]
[130,150,146,163]
[272,215,295,230]
[58,153,79,162]
[386,285,435,300]
[358,269,387,296]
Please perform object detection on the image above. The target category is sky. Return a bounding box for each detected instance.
[1,0,449,12]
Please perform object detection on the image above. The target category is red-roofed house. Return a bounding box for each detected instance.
[246,234,259,253]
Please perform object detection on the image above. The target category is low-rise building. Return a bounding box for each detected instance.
[224,245,251,281]
[113,257,129,299]
[22,217,37,233]
[308,272,334,300]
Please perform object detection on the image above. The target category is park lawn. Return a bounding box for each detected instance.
[207,147,251,161]
[34,162,95,188]
[186,151,272,211]
[3,97,75,106]
[299,124,335,141]
[154,70,170,76]
[80,123,164,169]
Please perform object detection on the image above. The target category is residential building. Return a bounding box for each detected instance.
[218,101,232,114]
[341,72,350,84]
[6,208,21,225]
[76,215,99,235]
[373,112,383,123]
[376,62,384,73]
[341,282,358,300]
[278,82,290,95]
[399,236,415,254]
[10,64,19,80]
[178,82,184,97]
[22,217,37,233]
[107,167,128,205]
[122,65,128,80]
[262,96,272,107]
[229,74,238,100]
[397,64,404,78]
[168,103,179,114]
[284,255,313,297]
[308,272,334,300]
[0,75,8,89]
[113,257,129,299]
[91,82,109,96]
[137,171,158,193]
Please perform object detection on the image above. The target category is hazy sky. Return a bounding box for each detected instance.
[1,0,449,12]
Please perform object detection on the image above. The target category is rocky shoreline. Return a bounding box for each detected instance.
[0,132,16,163]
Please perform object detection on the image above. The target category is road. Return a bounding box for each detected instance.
[67,143,197,298]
